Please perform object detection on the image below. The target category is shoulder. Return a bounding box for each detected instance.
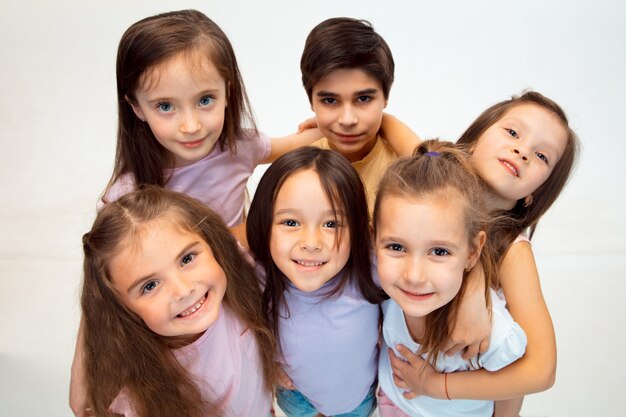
[98,173,136,211]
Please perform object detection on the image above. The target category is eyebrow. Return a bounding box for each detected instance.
[145,89,221,104]
[315,88,379,98]
[273,208,345,217]
[126,241,201,294]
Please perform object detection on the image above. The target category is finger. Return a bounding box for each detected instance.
[396,344,419,365]
[403,390,418,400]
[479,338,490,354]
[462,343,480,361]
[443,342,465,357]
[392,373,408,389]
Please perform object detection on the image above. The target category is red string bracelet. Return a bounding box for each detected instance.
[444,373,452,400]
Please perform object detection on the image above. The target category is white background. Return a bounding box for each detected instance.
[1,1,624,416]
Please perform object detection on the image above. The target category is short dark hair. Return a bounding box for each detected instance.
[300,17,395,102]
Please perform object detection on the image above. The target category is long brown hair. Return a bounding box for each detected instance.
[81,186,276,417]
[109,9,256,191]
[247,147,386,353]
[373,140,498,368]
[457,91,580,260]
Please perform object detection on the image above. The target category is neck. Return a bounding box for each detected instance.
[403,312,426,344]
[484,187,517,212]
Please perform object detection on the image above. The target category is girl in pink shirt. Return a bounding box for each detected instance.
[101,9,320,227]
[80,187,277,417]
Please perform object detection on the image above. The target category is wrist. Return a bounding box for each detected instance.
[427,372,447,399]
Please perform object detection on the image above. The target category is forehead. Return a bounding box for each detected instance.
[275,168,341,209]
[378,190,469,235]
[138,49,225,92]
[312,68,383,93]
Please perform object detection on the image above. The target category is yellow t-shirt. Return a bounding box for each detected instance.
[311,135,398,215]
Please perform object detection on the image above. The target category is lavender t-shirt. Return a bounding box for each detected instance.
[99,131,270,227]
[110,305,271,416]
[278,273,380,415]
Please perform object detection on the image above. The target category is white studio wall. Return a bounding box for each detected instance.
[1,1,624,416]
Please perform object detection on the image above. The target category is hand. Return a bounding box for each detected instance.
[445,262,491,359]
[297,117,317,133]
[276,365,295,390]
[388,345,443,399]
[69,348,91,416]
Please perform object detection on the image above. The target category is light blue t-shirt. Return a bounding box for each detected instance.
[278,272,380,415]
[379,289,527,417]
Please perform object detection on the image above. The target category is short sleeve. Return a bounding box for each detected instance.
[97,174,136,211]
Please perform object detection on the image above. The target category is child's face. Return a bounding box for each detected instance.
[270,168,351,292]
[375,192,483,320]
[109,217,227,338]
[470,103,569,210]
[311,68,387,162]
[129,53,227,168]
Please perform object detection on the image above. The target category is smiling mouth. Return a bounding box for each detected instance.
[293,259,326,267]
[500,160,519,177]
[400,289,434,300]
[180,138,205,148]
[177,292,208,318]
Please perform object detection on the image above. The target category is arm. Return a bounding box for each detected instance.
[444,262,491,359]
[379,113,422,157]
[264,127,322,163]
[69,319,90,417]
[390,242,556,400]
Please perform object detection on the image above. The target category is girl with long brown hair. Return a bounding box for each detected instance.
[102,9,319,227]
[383,92,579,416]
[80,187,276,417]
[374,140,527,416]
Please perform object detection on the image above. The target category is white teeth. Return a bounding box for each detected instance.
[178,294,206,317]
[502,161,518,176]
[295,260,324,267]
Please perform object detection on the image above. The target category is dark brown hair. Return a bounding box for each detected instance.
[247,147,386,352]
[300,17,395,102]
[81,186,276,417]
[109,9,256,191]
[457,91,580,260]
[373,140,498,368]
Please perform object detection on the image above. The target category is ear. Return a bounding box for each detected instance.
[125,94,145,122]
[523,194,534,208]
[466,230,486,270]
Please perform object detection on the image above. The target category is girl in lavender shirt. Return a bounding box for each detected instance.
[247,147,387,417]
[80,187,277,417]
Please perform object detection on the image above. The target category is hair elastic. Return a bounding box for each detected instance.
[425,151,441,157]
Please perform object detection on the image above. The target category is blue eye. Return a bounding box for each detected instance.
[199,96,213,106]
[506,128,518,138]
[157,102,173,112]
[431,248,450,256]
[141,280,158,294]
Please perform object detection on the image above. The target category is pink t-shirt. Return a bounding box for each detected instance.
[110,305,270,417]
[99,131,271,227]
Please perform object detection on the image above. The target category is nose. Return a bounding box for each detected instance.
[301,226,322,252]
[338,105,357,127]
[403,256,426,286]
[172,274,194,301]
[179,109,201,134]
[512,147,529,161]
